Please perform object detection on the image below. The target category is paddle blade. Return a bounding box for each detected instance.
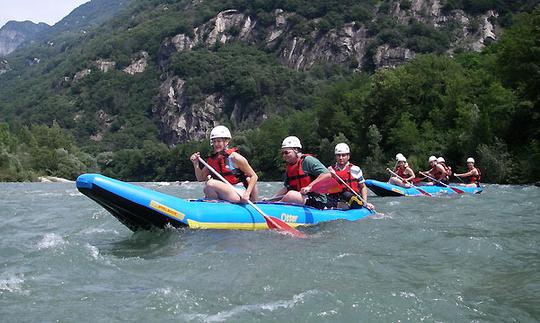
[310,177,342,194]
[449,186,465,194]
[415,187,432,197]
[411,177,424,185]
[263,215,306,238]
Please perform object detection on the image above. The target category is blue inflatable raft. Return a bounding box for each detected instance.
[76,174,375,231]
[365,179,482,197]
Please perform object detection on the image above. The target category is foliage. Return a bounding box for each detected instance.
[0,0,538,184]
[0,122,97,181]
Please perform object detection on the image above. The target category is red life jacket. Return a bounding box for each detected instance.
[431,165,445,180]
[394,165,407,179]
[286,155,313,191]
[467,167,481,184]
[206,147,248,187]
[440,162,452,177]
[331,163,360,193]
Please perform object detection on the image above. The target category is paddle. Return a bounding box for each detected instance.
[310,177,342,195]
[330,171,378,212]
[419,171,465,194]
[386,168,432,197]
[198,157,306,238]
[453,173,466,183]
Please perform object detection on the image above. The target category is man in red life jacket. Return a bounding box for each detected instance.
[437,157,452,182]
[271,136,332,209]
[454,157,482,187]
[388,154,416,188]
[422,155,448,185]
[327,143,374,210]
[189,125,258,203]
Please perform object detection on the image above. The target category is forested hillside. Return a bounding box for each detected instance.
[0,0,538,183]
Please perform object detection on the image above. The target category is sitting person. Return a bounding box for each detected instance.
[454,157,481,187]
[422,155,447,186]
[271,136,331,209]
[388,154,415,188]
[327,143,374,210]
[437,157,452,182]
[189,125,258,202]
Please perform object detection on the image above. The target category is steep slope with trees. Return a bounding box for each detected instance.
[0,0,537,183]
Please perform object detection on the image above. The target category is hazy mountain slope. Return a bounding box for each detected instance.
[0,21,49,56]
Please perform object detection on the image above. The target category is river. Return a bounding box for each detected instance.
[1,181,539,322]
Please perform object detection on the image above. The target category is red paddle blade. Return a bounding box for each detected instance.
[415,187,432,197]
[264,215,306,238]
[411,177,424,184]
[310,177,341,194]
[449,186,465,194]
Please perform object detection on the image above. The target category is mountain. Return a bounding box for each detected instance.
[0,0,538,183]
[41,0,133,39]
[0,0,132,57]
[0,21,49,56]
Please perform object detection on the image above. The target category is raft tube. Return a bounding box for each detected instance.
[365,179,482,197]
[76,174,375,231]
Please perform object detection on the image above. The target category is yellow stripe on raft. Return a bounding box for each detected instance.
[391,187,405,195]
[187,219,268,230]
[186,219,306,230]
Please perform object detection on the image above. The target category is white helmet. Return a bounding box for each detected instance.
[395,153,405,160]
[397,155,407,162]
[467,157,475,163]
[428,156,437,163]
[210,125,231,141]
[281,136,302,149]
[437,157,445,163]
[334,143,350,154]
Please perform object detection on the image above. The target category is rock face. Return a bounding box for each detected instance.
[374,45,415,69]
[152,76,225,144]
[279,23,370,70]
[95,59,116,72]
[151,3,506,144]
[0,59,10,74]
[123,51,149,75]
[0,21,49,56]
[73,69,91,82]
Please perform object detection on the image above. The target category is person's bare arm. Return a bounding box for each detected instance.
[231,152,258,202]
[190,152,210,181]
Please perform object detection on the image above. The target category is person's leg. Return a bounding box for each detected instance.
[279,190,307,205]
[388,177,400,185]
[249,185,258,202]
[389,177,411,188]
[204,179,241,202]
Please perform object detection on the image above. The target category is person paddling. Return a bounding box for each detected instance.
[189,125,258,203]
[454,157,481,187]
[422,156,447,186]
[271,136,331,209]
[388,154,416,188]
[437,157,452,182]
[327,143,374,210]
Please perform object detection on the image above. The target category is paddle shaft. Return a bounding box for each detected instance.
[197,157,305,237]
[329,170,373,209]
[198,157,267,215]
[420,171,464,194]
[453,173,466,183]
[386,168,432,197]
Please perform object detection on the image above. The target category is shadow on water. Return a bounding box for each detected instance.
[98,226,290,259]
[100,228,187,259]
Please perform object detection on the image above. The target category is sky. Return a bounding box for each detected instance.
[0,0,90,29]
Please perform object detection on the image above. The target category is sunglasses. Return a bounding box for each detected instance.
[281,150,293,155]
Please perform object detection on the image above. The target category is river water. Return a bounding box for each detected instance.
[1,181,539,322]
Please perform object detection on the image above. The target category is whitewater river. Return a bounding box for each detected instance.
[1,181,539,322]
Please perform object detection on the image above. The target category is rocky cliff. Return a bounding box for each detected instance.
[0,21,49,56]
[154,0,500,144]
